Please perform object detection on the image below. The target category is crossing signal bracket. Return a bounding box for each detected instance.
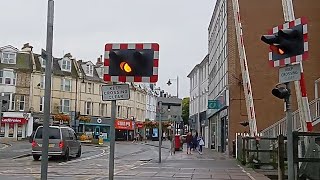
[103,43,159,83]
[261,17,308,67]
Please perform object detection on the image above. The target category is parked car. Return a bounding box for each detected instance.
[31,125,81,161]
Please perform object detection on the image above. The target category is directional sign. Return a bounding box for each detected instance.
[279,64,301,83]
[102,84,130,101]
[208,100,220,109]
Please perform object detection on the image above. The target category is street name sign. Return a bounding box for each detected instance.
[279,64,301,84]
[102,84,130,101]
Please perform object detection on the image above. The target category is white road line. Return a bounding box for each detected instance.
[58,149,107,165]
[238,164,256,180]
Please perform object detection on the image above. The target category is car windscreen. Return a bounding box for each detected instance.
[35,127,61,139]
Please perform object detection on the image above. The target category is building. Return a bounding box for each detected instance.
[207,0,320,154]
[187,55,209,148]
[0,44,33,139]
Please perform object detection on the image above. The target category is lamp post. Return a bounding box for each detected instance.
[167,76,179,98]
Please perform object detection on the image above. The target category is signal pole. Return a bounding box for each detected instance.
[41,0,54,179]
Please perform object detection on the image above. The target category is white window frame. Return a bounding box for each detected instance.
[85,101,92,115]
[40,75,45,89]
[61,78,72,92]
[100,103,105,116]
[61,59,71,72]
[86,83,92,93]
[1,52,16,64]
[0,70,16,86]
[9,93,15,111]
[86,64,93,76]
[40,57,46,68]
[60,99,70,113]
[19,95,25,111]
[40,96,44,112]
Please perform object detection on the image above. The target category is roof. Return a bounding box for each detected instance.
[187,54,208,78]
[77,60,104,83]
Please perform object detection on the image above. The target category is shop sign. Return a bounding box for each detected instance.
[1,117,27,124]
[115,119,133,130]
[136,122,144,128]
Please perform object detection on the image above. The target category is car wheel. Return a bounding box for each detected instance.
[63,148,70,161]
[76,147,81,158]
[33,155,40,161]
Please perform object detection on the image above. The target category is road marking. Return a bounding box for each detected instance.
[58,149,107,165]
[238,164,256,180]
[0,143,10,150]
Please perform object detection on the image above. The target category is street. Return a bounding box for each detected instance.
[0,140,270,180]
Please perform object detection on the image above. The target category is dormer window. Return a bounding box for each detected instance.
[86,64,93,76]
[40,57,46,68]
[1,52,16,64]
[61,59,71,72]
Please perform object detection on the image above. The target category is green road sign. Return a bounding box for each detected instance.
[208,100,220,109]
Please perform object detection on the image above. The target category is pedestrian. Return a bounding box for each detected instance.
[198,136,204,154]
[185,132,193,154]
[192,132,198,151]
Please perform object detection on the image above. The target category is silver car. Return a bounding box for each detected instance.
[31,125,81,161]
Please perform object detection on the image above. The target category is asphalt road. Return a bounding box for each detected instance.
[0,141,171,179]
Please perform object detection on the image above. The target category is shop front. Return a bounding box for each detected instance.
[115,119,134,141]
[207,89,229,152]
[135,121,144,139]
[79,116,111,141]
[0,112,33,140]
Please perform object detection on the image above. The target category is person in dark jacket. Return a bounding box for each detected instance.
[192,132,198,151]
[185,132,193,154]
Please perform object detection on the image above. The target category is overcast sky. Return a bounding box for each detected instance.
[0,0,216,98]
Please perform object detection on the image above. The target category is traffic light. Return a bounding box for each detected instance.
[272,87,290,99]
[104,43,159,83]
[108,49,153,76]
[240,121,249,127]
[261,25,304,61]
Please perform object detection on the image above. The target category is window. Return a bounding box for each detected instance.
[35,127,60,139]
[117,106,121,117]
[40,75,45,89]
[86,83,93,93]
[100,103,105,116]
[9,94,15,111]
[61,59,71,72]
[1,52,16,64]
[60,99,70,113]
[40,57,46,68]
[0,70,16,85]
[61,78,71,92]
[85,101,92,115]
[86,64,93,76]
[39,96,44,112]
[19,95,25,111]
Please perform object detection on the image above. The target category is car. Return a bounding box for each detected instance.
[31,125,81,161]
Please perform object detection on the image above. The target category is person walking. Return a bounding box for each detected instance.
[198,136,204,154]
[192,132,198,151]
[185,132,193,154]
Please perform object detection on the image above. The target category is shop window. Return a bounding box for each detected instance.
[8,124,14,137]
[85,101,92,115]
[0,123,4,137]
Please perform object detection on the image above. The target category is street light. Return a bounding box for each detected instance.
[167,76,179,98]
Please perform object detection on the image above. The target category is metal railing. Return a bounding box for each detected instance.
[261,98,320,137]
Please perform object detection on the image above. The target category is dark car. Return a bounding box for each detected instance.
[31,125,81,161]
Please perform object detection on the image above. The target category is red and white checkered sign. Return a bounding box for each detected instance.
[268,17,308,67]
[103,43,159,83]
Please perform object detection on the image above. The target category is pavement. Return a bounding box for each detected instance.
[0,139,271,179]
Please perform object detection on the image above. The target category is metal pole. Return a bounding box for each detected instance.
[109,99,116,180]
[176,76,179,98]
[158,101,162,163]
[41,1,54,179]
[285,82,295,180]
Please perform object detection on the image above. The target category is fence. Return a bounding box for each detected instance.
[261,98,320,137]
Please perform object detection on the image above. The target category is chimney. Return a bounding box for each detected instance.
[96,57,103,66]
[64,53,72,58]
[160,90,164,97]
[21,43,33,52]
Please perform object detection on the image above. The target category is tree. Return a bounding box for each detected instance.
[182,97,190,125]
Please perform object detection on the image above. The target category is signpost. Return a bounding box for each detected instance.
[279,64,301,83]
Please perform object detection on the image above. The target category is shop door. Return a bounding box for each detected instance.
[95,126,100,139]
[220,117,226,152]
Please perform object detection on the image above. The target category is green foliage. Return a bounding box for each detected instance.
[182,97,190,125]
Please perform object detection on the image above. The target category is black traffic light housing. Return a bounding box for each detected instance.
[240,121,249,127]
[261,24,304,61]
[108,49,154,76]
[272,86,290,99]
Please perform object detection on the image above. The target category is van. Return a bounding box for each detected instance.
[31,125,81,161]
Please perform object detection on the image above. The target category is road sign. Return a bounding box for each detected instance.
[279,64,301,83]
[208,100,220,109]
[102,84,130,101]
